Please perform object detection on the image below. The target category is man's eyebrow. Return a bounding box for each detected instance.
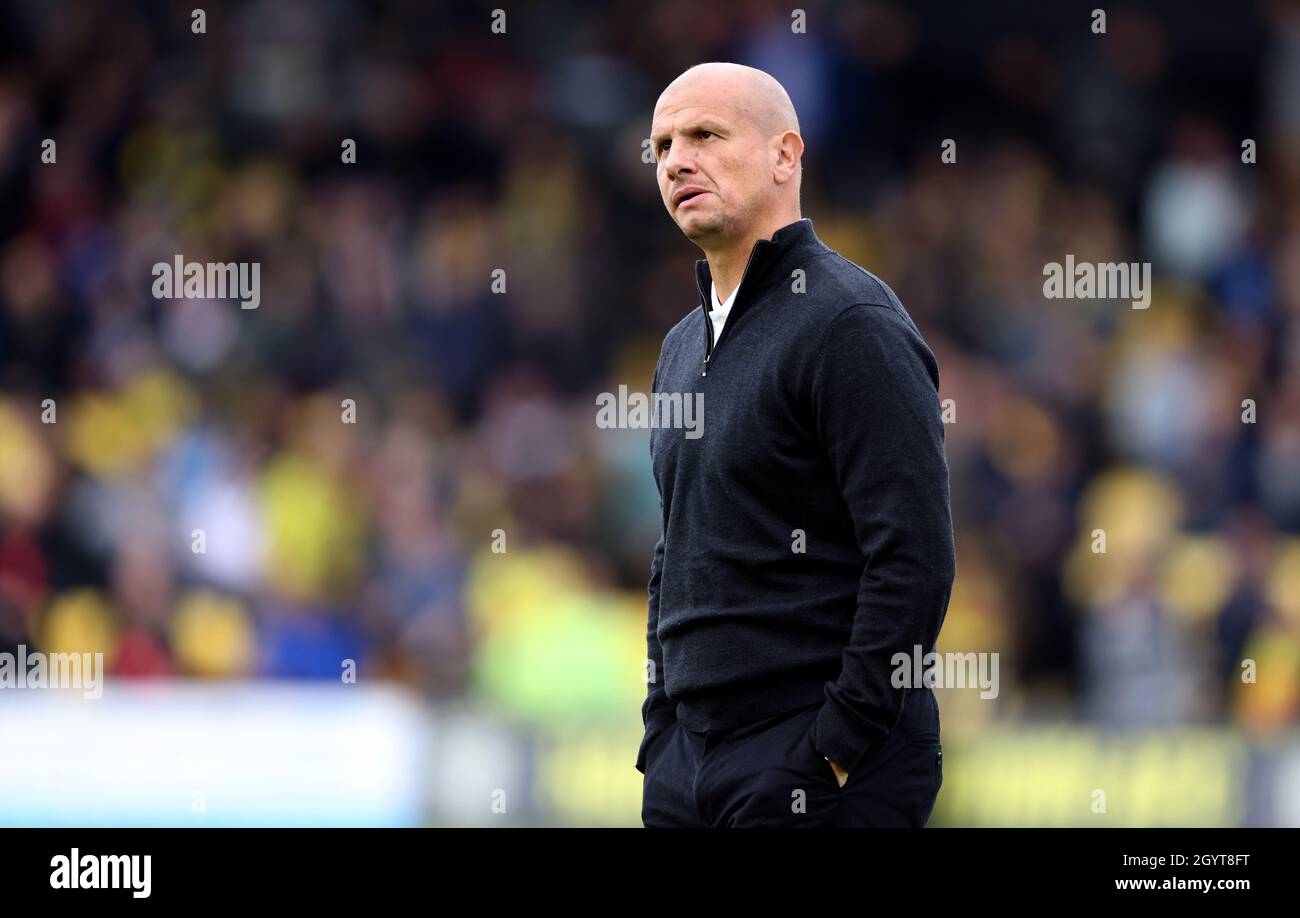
[651,120,728,142]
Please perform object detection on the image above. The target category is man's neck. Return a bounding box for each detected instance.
[703,211,802,302]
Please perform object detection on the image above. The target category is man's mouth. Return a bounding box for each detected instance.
[673,188,709,207]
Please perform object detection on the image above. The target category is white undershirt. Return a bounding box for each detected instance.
[709,281,739,345]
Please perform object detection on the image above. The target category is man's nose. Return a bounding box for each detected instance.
[661,144,695,179]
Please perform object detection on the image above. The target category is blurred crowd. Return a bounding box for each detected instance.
[0,0,1298,739]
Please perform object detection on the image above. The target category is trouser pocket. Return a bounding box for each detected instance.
[903,731,944,824]
[636,720,676,775]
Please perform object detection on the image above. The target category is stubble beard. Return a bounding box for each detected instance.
[679,207,730,245]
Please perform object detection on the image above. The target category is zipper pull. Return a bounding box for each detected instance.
[702,353,710,377]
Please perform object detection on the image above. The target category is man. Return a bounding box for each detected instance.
[636,62,955,828]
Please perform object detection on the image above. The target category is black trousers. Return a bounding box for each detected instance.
[641,687,943,827]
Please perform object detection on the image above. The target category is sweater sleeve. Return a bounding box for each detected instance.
[637,362,677,774]
[642,519,673,731]
[807,303,956,774]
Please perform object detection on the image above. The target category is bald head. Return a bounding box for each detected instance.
[663,62,801,139]
[651,62,804,250]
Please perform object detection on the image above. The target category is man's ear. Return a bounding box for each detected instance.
[773,130,804,184]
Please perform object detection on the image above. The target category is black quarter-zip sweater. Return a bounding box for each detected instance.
[637,217,956,776]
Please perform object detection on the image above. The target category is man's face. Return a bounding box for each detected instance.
[651,85,771,244]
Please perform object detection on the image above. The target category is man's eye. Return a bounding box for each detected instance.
[655,132,711,157]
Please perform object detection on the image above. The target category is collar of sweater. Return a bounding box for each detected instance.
[692,217,829,318]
